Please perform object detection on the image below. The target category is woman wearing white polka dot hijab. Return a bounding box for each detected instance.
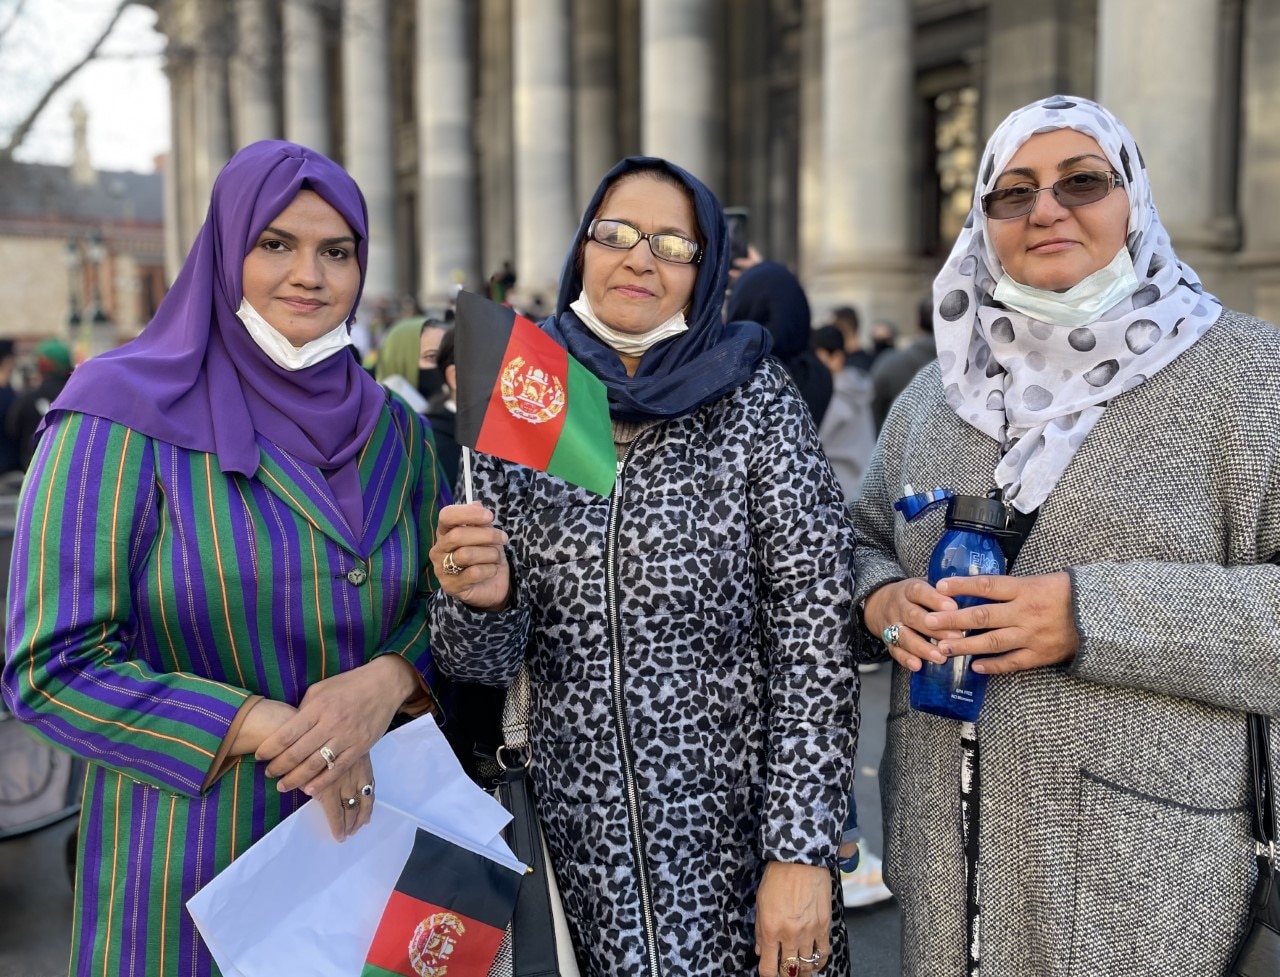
[850,95,1280,976]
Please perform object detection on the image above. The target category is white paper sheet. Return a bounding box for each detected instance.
[187,714,522,977]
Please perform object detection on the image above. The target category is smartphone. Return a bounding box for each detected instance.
[725,207,750,262]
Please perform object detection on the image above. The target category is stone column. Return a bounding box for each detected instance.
[477,0,515,287]
[512,0,576,305]
[797,0,823,282]
[1097,0,1222,248]
[1240,0,1280,322]
[416,0,478,304]
[640,0,721,192]
[983,0,1096,136]
[173,54,203,259]
[814,0,915,329]
[161,56,189,283]
[572,0,618,210]
[282,0,330,153]
[232,0,277,146]
[342,0,397,306]
[191,32,232,210]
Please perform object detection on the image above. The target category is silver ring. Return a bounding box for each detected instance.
[798,950,822,965]
[359,782,375,798]
[319,745,337,770]
[344,796,359,809]
[442,551,463,575]
[882,623,902,648]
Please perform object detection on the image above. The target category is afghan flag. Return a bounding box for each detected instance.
[454,290,617,496]
[360,829,522,977]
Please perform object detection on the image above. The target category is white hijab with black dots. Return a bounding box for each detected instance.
[933,94,1222,514]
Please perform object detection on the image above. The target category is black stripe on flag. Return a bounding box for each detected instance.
[454,290,518,449]
[394,829,521,930]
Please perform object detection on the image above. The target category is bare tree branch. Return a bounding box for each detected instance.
[0,0,30,49]
[0,0,135,163]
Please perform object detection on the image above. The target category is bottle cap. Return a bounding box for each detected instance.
[946,495,1009,532]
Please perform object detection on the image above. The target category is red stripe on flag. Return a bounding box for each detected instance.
[474,314,570,470]
[363,890,507,976]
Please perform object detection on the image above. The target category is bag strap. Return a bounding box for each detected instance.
[500,665,532,755]
[1249,713,1275,851]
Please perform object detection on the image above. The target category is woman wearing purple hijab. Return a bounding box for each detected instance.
[1,141,443,976]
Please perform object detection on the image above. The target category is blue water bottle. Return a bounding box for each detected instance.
[893,487,1009,722]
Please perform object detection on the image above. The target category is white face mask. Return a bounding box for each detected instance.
[570,290,689,356]
[235,297,353,371]
[993,247,1140,328]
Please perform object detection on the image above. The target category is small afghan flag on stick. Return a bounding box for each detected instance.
[454,290,617,497]
[360,829,522,977]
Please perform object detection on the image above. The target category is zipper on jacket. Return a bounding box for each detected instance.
[606,441,662,977]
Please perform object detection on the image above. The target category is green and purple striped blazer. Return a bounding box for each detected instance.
[2,394,441,977]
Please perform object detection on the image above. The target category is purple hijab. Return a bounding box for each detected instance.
[46,141,384,530]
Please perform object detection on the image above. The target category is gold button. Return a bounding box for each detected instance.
[346,566,368,586]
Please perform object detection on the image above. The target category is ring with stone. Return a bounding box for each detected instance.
[319,745,337,770]
[442,551,463,575]
[344,795,359,809]
[882,623,903,648]
[798,950,823,965]
[359,782,375,798]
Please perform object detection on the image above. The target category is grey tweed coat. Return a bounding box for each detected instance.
[432,359,858,977]
[852,309,1280,977]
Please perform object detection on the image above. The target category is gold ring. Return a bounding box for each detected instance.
[442,551,463,575]
[783,958,800,977]
[319,745,337,770]
[344,796,359,809]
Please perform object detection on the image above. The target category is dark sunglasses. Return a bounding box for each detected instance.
[981,170,1124,220]
[586,218,701,265]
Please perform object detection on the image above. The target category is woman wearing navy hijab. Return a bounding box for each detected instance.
[3,141,444,976]
[431,157,858,977]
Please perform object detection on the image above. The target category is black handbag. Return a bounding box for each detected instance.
[1228,713,1280,977]
[487,667,580,977]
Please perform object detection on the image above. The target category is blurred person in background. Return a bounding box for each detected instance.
[870,296,937,433]
[423,326,460,491]
[7,338,72,472]
[0,339,19,476]
[810,324,876,502]
[726,260,833,426]
[374,314,448,416]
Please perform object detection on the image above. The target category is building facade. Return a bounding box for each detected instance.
[0,103,166,350]
[152,0,1280,335]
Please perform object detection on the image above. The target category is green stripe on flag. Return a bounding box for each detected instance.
[547,355,617,496]
[359,964,405,977]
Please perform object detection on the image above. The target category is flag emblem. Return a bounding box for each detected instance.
[500,357,566,424]
[408,912,467,976]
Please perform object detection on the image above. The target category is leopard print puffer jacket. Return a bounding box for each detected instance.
[432,359,858,977]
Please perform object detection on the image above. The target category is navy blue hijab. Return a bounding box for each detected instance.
[543,157,770,422]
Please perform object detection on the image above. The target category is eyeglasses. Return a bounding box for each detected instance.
[586,218,701,265]
[981,170,1124,220]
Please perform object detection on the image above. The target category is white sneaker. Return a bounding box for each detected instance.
[840,844,893,909]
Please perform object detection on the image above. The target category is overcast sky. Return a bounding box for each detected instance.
[1,0,169,173]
